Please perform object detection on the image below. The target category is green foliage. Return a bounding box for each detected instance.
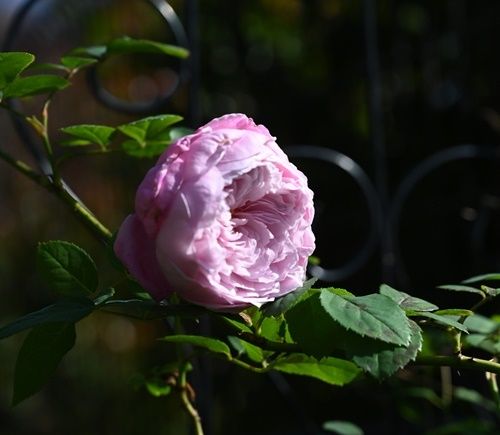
[437,284,485,296]
[379,284,438,312]
[227,336,264,363]
[60,124,115,149]
[37,241,98,298]
[320,291,411,346]
[0,299,93,340]
[2,75,69,99]
[60,56,98,71]
[462,273,500,284]
[118,114,183,157]
[463,314,499,355]
[161,335,232,358]
[261,277,317,316]
[271,354,361,386]
[286,292,338,356]
[0,52,34,88]
[323,420,364,435]
[13,322,76,405]
[407,311,469,333]
[70,36,189,60]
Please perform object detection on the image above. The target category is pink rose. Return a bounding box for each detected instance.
[114,113,315,310]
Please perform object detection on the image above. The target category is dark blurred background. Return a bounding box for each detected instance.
[1,1,499,434]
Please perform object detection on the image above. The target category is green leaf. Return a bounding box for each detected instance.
[227,336,264,363]
[379,284,438,312]
[13,322,76,405]
[260,317,283,342]
[0,299,94,340]
[169,127,194,140]
[437,284,485,296]
[145,381,172,398]
[464,334,499,355]
[323,421,364,435]
[60,124,115,148]
[118,114,183,142]
[3,75,69,98]
[286,293,338,356]
[480,285,500,297]
[347,320,423,378]
[272,354,361,386]
[220,316,252,333]
[434,309,473,317]
[60,56,98,70]
[121,139,170,158]
[107,36,189,59]
[462,273,500,284]
[408,311,468,333]
[37,241,98,297]
[320,291,411,346]
[453,387,497,412]
[0,52,35,88]
[463,314,498,334]
[118,114,183,158]
[161,335,231,358]
[261,277,318,317]
[100,299,203,320]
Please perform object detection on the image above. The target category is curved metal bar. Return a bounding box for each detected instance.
[87,0,190,114]
[285,145,382,282]
[389,144,500,284]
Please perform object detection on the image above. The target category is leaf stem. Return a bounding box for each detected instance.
[414,355,500,375]
[178,361,204,435]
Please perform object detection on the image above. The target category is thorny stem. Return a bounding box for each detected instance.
[413,355,500,375]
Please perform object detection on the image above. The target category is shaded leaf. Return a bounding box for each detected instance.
[323,421,364,435]
[408,311,468,333]
[465,334,499,355]
[13,322,76,405]
[286,293,337,357]
[261,277,317,317]
[437,284,485,296]
[320,291,411,346]
[101,299,203,320]
[37,241,98,297]
[121,139,170,158]
[93,287,115,306]
[464,314,498,334]
[462,273,500,284]
[272,354,361,386]
[3,75,69,98]
[379,284,438,312]
[0,300,93,340]
[453,387,497,412]
[220,316,252,333]
[107,36,189,59]
[60,124,115,148]
[60,56,97,70]
[145,381,172,398]
[0,52,34,88]
[161,335,231,358]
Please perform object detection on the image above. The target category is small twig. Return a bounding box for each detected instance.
[178,361,204,435]
[413,355,500,375]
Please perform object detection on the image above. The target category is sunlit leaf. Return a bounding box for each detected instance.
[272,354,361,386]
[379,284,438,312]
[3,75,69,98]
[320,292,411,346]
[60,124,115,148]
[0,52,34,88]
